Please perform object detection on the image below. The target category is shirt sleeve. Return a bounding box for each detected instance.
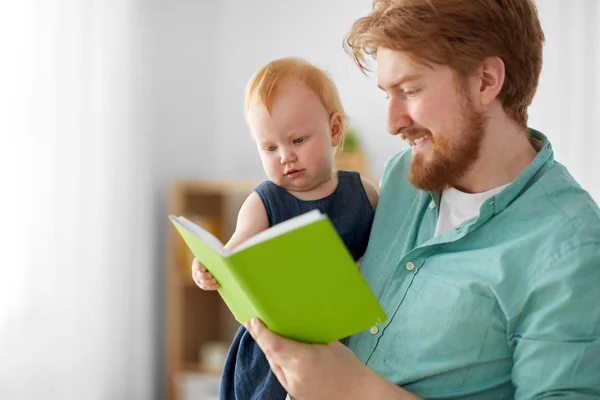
[511,242,600,398]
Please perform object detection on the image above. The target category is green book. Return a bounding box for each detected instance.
[169,210,387,344]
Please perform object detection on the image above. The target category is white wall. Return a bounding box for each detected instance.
[209,0,406,181]
[529,1,600,201]
[147,0,220,181]
[144,1,221,398]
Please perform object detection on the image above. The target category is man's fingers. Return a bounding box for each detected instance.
[245,318,291,388]
[245,318,301,365]
[263,351,288,388]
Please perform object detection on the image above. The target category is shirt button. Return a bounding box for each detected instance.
[369,326,379,335]
[406,261,415,271]
[429,201,436,209]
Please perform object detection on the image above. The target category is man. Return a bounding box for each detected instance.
[244,0,600,398]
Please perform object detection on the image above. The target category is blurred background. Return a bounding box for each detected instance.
[0,1,598,399]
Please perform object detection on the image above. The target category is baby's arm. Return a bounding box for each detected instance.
[192,191,269,290]
[354,177,379,269]
[360,176,379,211]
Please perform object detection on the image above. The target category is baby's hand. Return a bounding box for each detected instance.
[191,258,220,290]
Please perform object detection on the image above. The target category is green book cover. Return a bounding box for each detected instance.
[169,210,387,344]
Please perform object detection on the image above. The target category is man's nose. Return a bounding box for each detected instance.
[387,98,413,135]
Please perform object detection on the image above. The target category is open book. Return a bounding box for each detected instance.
[169,210,387,344]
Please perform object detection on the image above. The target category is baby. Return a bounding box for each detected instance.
[192,57,378,400]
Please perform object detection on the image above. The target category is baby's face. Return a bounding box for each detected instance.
[247,79,340,193]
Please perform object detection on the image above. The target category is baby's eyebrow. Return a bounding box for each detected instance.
[286,130,309,139]
[257,140,273,147]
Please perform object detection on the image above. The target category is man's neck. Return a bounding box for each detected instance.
[454,115,537,194]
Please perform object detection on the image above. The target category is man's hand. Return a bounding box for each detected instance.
[244,318,377,400]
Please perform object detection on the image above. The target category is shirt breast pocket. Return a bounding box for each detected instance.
[383,274,497,386]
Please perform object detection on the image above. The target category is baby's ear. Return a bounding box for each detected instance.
[330,113,344,146]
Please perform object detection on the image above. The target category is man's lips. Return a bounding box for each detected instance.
[400,129,432,146]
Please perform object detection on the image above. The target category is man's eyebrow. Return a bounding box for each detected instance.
[377,74,422,91]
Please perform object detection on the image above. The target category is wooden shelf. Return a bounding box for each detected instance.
[165,179,258,400]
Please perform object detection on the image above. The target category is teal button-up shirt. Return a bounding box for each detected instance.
[349,129,600,399]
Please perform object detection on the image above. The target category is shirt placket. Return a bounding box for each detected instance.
[362,200,496,364]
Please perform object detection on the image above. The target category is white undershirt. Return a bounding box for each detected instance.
[434,183,510,236]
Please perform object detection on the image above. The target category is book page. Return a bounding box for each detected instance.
[232,209,324,254]
[171,216,226,256]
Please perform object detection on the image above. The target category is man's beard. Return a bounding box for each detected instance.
[407,96,487,192]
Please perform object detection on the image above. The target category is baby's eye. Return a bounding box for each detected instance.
[293,137,305,144]
[267,145,277,152]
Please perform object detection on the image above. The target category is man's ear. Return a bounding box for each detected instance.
[477,56,505,106]
[330,113,344,146]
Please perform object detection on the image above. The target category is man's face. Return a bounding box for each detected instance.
[376,48,486,192]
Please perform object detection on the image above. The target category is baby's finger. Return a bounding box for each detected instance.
[192,258,208,272]
[191,258,200,272]
[200,279,220,290]
[198,271,214,280]
[202,277,219,286]
[206,276,220,285]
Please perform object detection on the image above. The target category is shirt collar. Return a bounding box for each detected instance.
[429,128,554,215]
[492,128,553,213]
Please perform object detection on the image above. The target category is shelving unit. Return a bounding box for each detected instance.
[165,180,257,400]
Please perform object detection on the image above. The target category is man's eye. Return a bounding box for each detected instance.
[403,88,420,97]
[267,145,277,151]
[293,137,305,144]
